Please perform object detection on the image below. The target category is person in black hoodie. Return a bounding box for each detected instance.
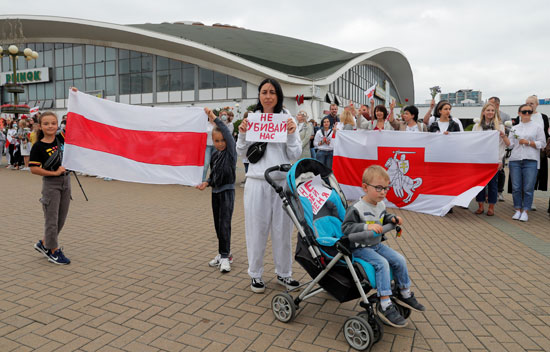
[197,107,237,273]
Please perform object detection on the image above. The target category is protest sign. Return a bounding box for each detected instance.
[245,113,289,143]
[297,175,332,214]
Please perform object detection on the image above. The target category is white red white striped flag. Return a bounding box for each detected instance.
[364,84,377,100]
[63,90,207,185]
[30,106,40,116]
[333,130,499,216]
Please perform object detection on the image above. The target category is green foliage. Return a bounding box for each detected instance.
[464,123,474,131]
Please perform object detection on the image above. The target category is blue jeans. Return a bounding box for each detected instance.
[476,171,498,204]
[310,147,317,159]
[353,243,410,297]
[203,145,214,181]
[509,159,538,210]
[316,150,333,170]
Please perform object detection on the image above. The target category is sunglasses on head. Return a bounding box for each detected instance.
[520,110,533,115]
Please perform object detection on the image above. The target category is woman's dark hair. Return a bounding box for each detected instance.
[374,105,388,119]
[433,100,451,118]
[321,116,331,129]
[255,78,284,113]
[37,111,58,141]
[517,103,531,112]
[403,105,419,121]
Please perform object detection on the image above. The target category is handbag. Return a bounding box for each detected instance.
[545,137,550,158]
[246,142,267,164]
[43,137,63,171]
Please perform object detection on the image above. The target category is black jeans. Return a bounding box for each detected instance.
[212,189,235,258]
[497,168,506,193]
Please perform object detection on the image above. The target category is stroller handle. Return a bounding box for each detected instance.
[347,223,397,245]
[264,164,292,193]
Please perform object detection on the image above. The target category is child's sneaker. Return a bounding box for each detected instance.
[276,275,300,290]
[376,303,407,327]
[208,254,234,267]
[34,240,49,258]
[394,292,426,312]
[251,278,265,293]
[48,248,71,265]
[219,258,231,273]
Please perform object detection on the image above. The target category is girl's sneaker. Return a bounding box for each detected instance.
[512,210,521,220]
[48,248,71,265]
[208,254,233,267]
[219,258,231,273]
[33,240,49,258]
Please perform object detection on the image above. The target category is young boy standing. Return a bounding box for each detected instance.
[197,108,237,273]
[341,165,425,327]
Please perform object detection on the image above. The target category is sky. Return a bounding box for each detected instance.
[2,0,550,105]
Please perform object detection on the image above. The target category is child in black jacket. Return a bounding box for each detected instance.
[197,108,237,273]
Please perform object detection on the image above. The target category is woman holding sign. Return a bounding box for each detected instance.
[314,116,334,169]
[237,78,302,293]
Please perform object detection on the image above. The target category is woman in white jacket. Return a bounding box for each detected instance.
[236,78,302,293]
[472,103,510,216]
[297,111,313,159]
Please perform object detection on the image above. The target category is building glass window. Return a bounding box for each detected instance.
[199,68,213,89]
[85,45,94,63]
[119,59,130,75]
[213,71,227,89]
[182,68,194,90]
[73,46,82,65]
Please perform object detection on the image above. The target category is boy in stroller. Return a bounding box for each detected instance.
[342,165,425,328]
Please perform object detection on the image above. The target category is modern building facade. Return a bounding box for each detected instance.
[0,16,414,120]
[440,89,482,105]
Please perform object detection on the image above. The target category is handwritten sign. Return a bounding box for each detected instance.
[297,175,332,214]
[245,113,289,143]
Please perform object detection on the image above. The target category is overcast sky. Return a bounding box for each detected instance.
[3,0,549,104]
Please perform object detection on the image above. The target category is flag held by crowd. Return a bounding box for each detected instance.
[333,130,500,216]
[64,90,207,185]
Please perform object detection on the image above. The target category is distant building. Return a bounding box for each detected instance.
[440,89,482,105]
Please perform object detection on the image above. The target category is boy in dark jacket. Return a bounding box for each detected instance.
[197,108,237,273]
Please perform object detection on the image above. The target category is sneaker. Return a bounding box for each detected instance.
[33,240,49,258]
[251,278,265,293]
[276,275,300,290]
[219,258,231,273]
[519,212,528,222]
[512,210,521,220]
[48,248,71,265]
[531,204,537,211]
[498,193,505,202]
[208,254,234,267]
[376,303,407,328]
[394,292,426,312]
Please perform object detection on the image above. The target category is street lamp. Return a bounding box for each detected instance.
[0,44,39,117]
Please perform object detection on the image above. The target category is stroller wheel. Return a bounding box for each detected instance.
[358,311,384,344]
[271,293,296,323]
[343,316,373,351]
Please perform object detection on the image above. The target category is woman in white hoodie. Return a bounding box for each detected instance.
[236,78,302,293]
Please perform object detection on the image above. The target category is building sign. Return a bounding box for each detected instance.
[0,67,50,85]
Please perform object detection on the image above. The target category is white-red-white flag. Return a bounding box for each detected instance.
[30,106,40,116]
[333,130,499,216]
[364,84,377,100]
[63,90,207,185]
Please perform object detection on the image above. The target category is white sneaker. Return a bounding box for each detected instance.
[219,258,231,273]
[531,204,537,211]
[498,193,505,202]
[512,210,521,220]
[208,254,233,267]
[519,212,528,222]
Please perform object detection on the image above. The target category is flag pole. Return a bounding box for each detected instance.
[70,171,89,201]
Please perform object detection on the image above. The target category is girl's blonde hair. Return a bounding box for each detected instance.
[340,110,355,126]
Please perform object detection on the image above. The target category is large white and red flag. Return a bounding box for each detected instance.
[63,90,207,185]
[333,130,499,216]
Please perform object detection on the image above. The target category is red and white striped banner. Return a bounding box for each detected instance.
[64,90,207,185]
[333,130,500,216]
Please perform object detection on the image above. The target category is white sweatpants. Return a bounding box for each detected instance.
[244,178,293,279]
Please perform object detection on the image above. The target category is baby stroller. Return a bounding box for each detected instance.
[264,158,409,351]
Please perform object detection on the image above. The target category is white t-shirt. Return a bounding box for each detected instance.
[437,121,449,132]
[428,116,464,131]
[406,124,419,132]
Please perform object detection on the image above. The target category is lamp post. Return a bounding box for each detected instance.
[0,44,39,118]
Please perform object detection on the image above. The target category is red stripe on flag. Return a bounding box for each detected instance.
[65,112,206,166]
[333,155,497,197]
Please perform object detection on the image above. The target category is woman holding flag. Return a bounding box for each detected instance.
[237,78,302,293]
